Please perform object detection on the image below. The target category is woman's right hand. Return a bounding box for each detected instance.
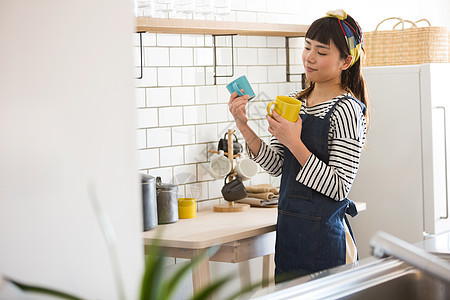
[228,90,250,128]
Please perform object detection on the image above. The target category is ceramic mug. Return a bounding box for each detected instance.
[221,175,247,201]
[234,154,258,181]
[226,75,256,100]
[267,95,302,122]
[178,198,196,219]
[209,150,232,179]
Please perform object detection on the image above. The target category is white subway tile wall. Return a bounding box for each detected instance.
[136,129,146,149]
[169,48,194,66]
[183,105,206,124]
[182,67,205,85]
[159,107,183,127]
[135,87,146,108]
[185,144,208,164]
[181,35,205,47]
[237,48,258,65]
[144,47,169,66]
[147,127,171,148]
[136,31,303,204]
[135,67,157,88]
[138,108,158,128]
[140,149,160,169]
[195,86,217,104]
[160,146,184,166]
[146,87,170,107]
[157,67,182,86]
[171,86,195,106]
[172,126,196,145]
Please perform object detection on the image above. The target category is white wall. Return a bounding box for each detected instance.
[0,1,143,299]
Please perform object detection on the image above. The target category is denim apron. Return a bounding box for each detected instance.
[275,95,365,280]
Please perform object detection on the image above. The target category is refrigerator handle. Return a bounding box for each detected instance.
[435,106,449,220]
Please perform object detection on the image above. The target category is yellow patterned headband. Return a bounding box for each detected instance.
[325,9,363,67]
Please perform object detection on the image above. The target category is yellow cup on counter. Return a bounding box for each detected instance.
[178,198,197,219]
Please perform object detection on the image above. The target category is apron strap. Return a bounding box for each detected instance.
[345,199,358,217]
[344,214,359,260]
[344,199,359,260]
[324,94,366,120]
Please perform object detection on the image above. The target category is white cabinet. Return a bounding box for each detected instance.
[423,64,450,234]
[349,64,450,258]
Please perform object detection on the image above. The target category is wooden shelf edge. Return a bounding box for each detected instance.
[136,17,308,37]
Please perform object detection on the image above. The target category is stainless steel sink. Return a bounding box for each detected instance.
[251,253,450,300]
[251,232,450,300]
[342,268,450,300]
[250,232,450,300]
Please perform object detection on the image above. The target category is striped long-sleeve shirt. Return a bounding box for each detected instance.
[248,93,367,201]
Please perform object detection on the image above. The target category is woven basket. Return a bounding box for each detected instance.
[363,17,449,66]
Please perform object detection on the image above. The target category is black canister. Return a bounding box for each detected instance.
[141,173,158,231]
[156,177,178,224]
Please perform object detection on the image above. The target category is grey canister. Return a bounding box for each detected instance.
[141,174,158,231]
[156,177,178,224]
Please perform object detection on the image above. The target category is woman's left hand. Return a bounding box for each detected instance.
[267,110,302,148]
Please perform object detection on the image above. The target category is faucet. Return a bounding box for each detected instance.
[370,231,450,284]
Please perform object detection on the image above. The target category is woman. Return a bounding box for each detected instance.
[228,9,369,282]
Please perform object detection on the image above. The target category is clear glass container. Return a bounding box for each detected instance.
[175,0,195,14]
[195,0,214,15]
[154,0,175,13]
[214,0,231,16]
[135,0,155,17]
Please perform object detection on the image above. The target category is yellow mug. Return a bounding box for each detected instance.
[267,95,301,122]
[178,198,197,219]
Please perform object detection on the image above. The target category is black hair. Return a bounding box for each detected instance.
[297,15,370,122]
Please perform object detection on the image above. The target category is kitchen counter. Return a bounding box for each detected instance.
[142,202,366,296]
[143,202,366,249]
[143,206,277,250]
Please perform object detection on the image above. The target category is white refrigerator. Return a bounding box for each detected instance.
[348,63,450,258]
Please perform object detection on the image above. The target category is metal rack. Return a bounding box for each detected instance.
[135,17,309,82]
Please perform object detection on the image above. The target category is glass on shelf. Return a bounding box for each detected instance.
[154,0,175,12]
[135,0,155,17]
[175,0,195,14]
[213,0,231,16]
[135,0,231,17]
[195,0,214,15]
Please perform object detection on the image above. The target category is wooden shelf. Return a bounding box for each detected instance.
[136,17,308,37]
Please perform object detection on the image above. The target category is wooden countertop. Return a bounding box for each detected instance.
[142,202,366,249]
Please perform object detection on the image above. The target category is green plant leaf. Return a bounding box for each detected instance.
[140,231,262,300]
[140,244,165,300]
[140,228,166,300]
[5,277,84,300]
[158,258,199,300]
[189,275,233,300]
[158,246,220,300]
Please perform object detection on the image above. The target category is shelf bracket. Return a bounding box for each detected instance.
[285,37,305,85]
[136,31,145,79]
[213,34,237,85]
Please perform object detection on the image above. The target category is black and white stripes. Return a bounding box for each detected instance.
[248,93,367,201]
